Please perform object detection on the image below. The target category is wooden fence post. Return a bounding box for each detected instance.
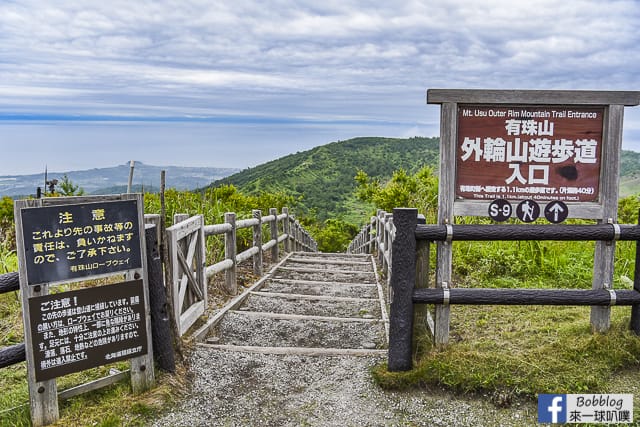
[269,208,279,261]
[631,210,640,334]
[369,217,376,254]
[413,214,432,348]
[252,210,263,276]
[225,212,237,294]
[282,207,291,253]
[145,224,176,373]
[377,210,384,264]
[388,208,418,371]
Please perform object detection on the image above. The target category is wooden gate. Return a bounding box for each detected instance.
[167,215,206,336]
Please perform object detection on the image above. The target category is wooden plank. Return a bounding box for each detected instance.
[167,215,202,240]
[413,288,640,305]
[370,252,389,340]
[58,370,129,400]
[224,212,237,294]
[591,104,624,332]
[236,246,260,264]
[0,272,19,294]
[427,89,640,106]
[197,343,387,356]
[15,198,59,426]
[236,218,260,229]
[229,310,382,323]
[198,343,388,356]
[269,208,279,261]
[275,266,375,275]
[250,291,378,303]
[205,259,234,278]
[121,193,155,394]
[287,258,372,266]
[0,343,25,369]
[204,223,232,236]
[179,301,206,336]
[177,249,204,301]
[435,101,456,347]
[270,278,377,287]
[261,239,277,251]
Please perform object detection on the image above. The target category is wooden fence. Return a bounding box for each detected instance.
[348,208,640,371]
[0,207,316,366]
[166,207,317,336]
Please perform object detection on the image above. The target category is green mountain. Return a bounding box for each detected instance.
[212,137,440,222]
[212,136,640,224]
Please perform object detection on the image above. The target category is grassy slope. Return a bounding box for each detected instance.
[212,137,440,222]
[214,136,640,223]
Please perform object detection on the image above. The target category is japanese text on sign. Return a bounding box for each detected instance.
[456,106,604,202]
[29,280,147,382]
[20,200,142,285]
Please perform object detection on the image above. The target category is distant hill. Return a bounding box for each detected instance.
[213,136,640,223]
[212,137,440,222]
[0,162,239,198]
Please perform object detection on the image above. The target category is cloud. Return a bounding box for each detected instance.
[0,0,639,175]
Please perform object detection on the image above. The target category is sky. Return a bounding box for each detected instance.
[1,0,639,176]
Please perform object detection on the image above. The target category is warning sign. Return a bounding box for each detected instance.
[20,200,142,285]
[29,280,148,382]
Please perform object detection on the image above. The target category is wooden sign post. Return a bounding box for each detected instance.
[14,194,155,426]
[427,90,640,345]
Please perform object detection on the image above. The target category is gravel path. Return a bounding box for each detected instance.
[151,253,540,426]
[152,350,538,426]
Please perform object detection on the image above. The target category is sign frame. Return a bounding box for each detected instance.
[14,194,155,426]
[427,89,640,347]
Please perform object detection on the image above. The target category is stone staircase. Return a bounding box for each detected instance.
[199,252,388,355]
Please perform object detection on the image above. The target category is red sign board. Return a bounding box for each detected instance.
[456,105,604,202]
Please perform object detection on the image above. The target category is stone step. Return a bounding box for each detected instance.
[272,268,377,283]
[210,311,387,349]
[283,262,373,272]
[198,343,387,356]
[262,279,379,298]
[243,291,381,318]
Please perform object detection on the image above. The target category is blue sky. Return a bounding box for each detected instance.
[1,0,639,175]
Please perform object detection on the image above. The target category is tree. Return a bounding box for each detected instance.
[355,166,439,221]
[57,175,85,196]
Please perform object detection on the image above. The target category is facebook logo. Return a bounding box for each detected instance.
[539,394,567,423]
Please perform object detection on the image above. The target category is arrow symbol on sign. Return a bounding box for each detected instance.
[548,202,565,222]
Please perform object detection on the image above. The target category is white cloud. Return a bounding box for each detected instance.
[0,0,639,174]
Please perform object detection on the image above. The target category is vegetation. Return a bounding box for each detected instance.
[359,166,640,409]
[3,135,640,422]
[0,185,297,426]
[212,137,440,223]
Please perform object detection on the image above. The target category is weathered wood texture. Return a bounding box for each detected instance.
[415,224,640,241]
[427,89,640,106]
[413,288,640,305]
[0,271,19,293]
[15,198,59,426]
[0,343,25,369]
[388,208,417,372]
[592,104,625,332]
[145,225,176,373]
[435,101,456,346]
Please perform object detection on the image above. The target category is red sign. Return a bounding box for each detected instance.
[456,105,604,202]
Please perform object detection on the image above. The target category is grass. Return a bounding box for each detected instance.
[374,306,640,395]
[0,249,184,427]
[373,236,640,418]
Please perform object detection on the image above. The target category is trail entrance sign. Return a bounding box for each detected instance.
[14,194,154,426]
[457,105,603,203]
[427,89,640,346]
